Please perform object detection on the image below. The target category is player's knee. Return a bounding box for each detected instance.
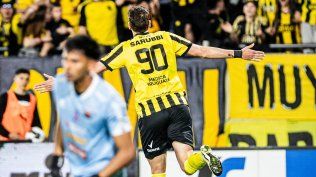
[151,163,166,174]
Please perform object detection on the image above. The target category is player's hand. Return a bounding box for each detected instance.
[34,73,55,93]
[241,43,265,62]
[45,153,64,177]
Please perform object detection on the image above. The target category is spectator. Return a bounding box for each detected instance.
[159,0,172,31]
[18,4,52,57]
[275,0,301,45]
[207,0,234,47]
[78,0,119,54]
[15,0,34,13]
[116,3,133,41]
[0,0,22,57]
[45,2,74,55]
[231,0,266,49]
[0,68,42,141]
[224,0,244,24]
[257,0,278,42]
[139,1,161,33]
[57,0,82,29]
[298,0,316,53]
[171,0,210,43]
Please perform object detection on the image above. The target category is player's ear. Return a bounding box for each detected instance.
[128,22,132,30]
[148,20,152,28]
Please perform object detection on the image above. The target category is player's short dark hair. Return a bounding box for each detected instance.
[15,68,30,75]
[243,0,258,7]
[65,35,101,60]
[128,6,151,33]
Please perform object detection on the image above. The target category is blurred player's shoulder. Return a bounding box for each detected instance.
[54,74,69,89]
[92,74,125,104]
[53,73,124,104]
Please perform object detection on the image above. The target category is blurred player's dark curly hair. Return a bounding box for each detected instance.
[65,35,101,60]
[128,6,151,33]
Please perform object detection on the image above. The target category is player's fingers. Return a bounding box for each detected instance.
[254,54,264,59]
[34,83,50,92]
[39,87,50,93]
[34,83,46,89]
[34,85,44,91]
[43,73,53,79]
[255,51,265,55]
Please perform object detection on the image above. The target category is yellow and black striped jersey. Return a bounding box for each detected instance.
[79,0,118,46]
[257,0,278,27]
[100,31,192,118]
[276,12,301,44]
[233,15,264,44]
[300,0,316,25]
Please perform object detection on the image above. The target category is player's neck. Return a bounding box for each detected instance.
[133,31,149,36]
[14,88,26,95]
[74,73,93,95]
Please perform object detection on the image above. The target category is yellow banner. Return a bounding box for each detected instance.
[217,119,316,147]
[227,54,316,120]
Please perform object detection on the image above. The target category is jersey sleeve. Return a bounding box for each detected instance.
[168,32,192,57]
[100,43,126,71]
[79,5,87,26]
[106,96,131,137]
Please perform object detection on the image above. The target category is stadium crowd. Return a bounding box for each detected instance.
[0,0,315,57]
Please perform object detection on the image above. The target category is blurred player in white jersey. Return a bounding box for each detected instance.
[46,35,135,177]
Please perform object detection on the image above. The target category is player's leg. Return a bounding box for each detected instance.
[173,141,223,176]
[138,110,171,177]
[172,141,205,175]
[168,105,222,176]
[147,153,167,176]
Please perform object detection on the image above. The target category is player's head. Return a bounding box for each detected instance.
[128,5,151,34]
[243,1,257,17]
[63,35,100,82]
[14,68,30,89]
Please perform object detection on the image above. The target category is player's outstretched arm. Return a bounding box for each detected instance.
[97,132,135,177]
[187,43,265,61]
[34,73,55,93]
[34,62,107,93]
[94,61,108,73]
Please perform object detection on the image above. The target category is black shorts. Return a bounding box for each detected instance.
[138,105,194,159]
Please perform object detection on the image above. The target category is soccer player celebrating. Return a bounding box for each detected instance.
[46,36,135,177]
[36,6,264,177]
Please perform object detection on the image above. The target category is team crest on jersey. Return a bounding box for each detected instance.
[84,111,91,118]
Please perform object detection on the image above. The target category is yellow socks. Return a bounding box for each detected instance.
[152,173,166,177]
[184,152,206,175]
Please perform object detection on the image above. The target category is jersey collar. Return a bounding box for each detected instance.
[70,73,99,101]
